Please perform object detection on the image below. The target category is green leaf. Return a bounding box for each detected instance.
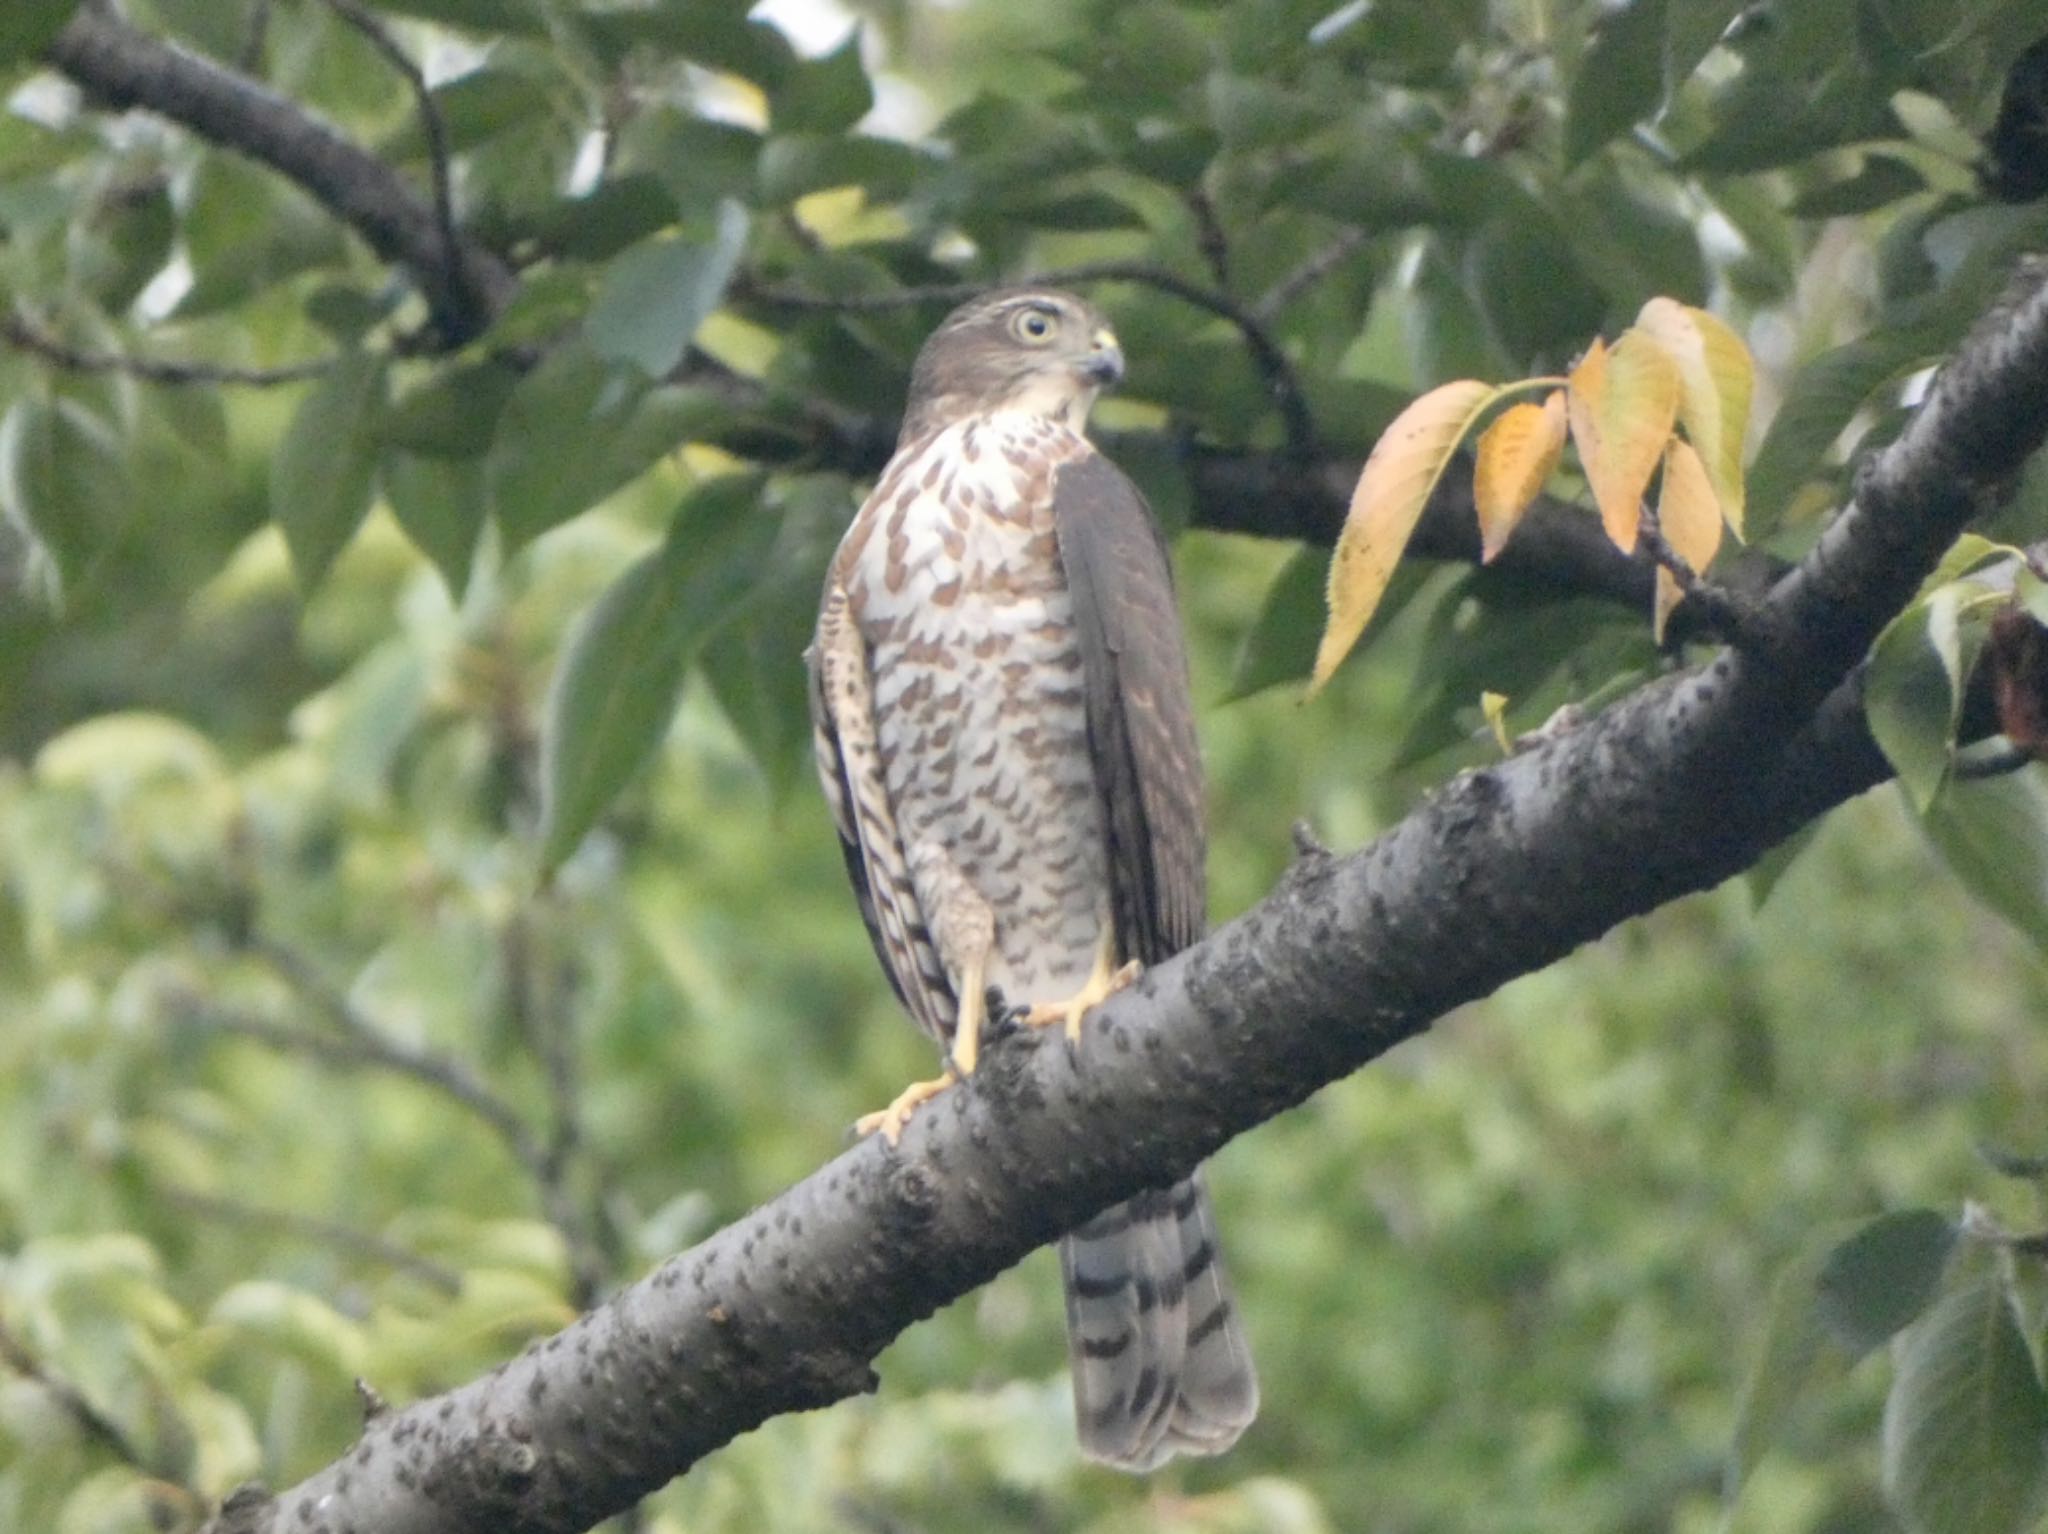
[1464,217,1605,368]
[484,343,723,552]
[755,135,937,205]
[362,0,547,35]
[1978,1143,2048,1181]
[1865,591,1972,812]
[270,350,386,590]
[383,450,487,595]
[1662,0,1747,95]
[482,265,596,349]
[701,474,850,800]
[1680,49,1897,174]
[1882,1263,2048,1534]
[1816,1210,1958,1356]
[1405,239,1513,385]
[1747,324,1948,534]
[383,358,520,459]
[585,201,749,380]
[0,395,134,595]
[175,158,349,319]
[1228,547,1330,701]
[614,114,763,210]
[1207,75,1328,150]
[522,174,679,261]
[578,5,794,85]
[1789,153,1928,218]
[1744,821,1820,909]
[381,68,554,160]
[79,178,175,314]
[770,31,871,134]
[1564,0,1667,166]
[1921,770,2048,954]
[0,0,79,66]
[537,474,777,867]
[209,1281,367,1379]
[1726,1239,1849,1512]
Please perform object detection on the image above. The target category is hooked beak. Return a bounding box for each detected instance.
[1081,327,1125,387]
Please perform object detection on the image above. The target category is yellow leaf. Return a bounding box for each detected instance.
[1633,297,1754,537]
[1312,379,1498,693]
[1652,437,1724,643]
[1480,690,1513,754]
[1472,392,1568,562]
[1567,331,1680,555]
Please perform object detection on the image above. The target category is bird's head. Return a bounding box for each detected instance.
[900,287,1124,443]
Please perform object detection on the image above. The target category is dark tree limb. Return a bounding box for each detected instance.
[202,259,2048,1534]
[314,0,462,304]
[36,7,1760,632]
[45,6,512,343]
[34,10,1676,621]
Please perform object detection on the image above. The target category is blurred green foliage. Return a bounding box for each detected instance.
[3,0,2048,1530]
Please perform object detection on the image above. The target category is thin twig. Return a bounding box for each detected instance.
[2,309,333,386]
[179,999,548,1176]
[154,1181,464,1293]
[1638,504,1757,648]
[47,5,512,341]
[316,0,461,310]
[250,926,615,1304]
[0,1318,162,1476]
[1955,743,2037,780]
[500,903,622,1308]
[780,208,827,256]
[739,261,1323,462]
[236,0,272,73]
[1185,184,1230,287]
[1255,227,1371,321]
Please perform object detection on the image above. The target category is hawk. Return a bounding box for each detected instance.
[808,287,1258,1469]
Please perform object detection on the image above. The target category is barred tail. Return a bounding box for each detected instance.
[1060,1171,1258,1471]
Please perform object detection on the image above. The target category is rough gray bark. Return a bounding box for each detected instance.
[187,261,2048,1533]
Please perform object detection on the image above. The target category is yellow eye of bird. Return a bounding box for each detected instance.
[1015,309,1055,341]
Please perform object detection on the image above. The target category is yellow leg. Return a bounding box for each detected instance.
[949,953,987,1078]
[1021,928,1140,1045]
[857,955,987,1147]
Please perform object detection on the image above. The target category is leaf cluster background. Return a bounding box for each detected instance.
[2,0,2048,1530]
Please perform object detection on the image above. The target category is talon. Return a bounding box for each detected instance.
[1022,929,1140,1045]
[854,1072,956,1146]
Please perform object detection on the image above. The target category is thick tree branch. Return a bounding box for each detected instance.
[44,7,512,342]
[26,12,1674,622]
[205,258,2048,1534]
[35,10,1748,629]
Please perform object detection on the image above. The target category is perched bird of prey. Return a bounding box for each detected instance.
[807,287,1258,1470]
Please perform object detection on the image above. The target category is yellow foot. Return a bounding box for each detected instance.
[1022,959,1141,1045]
[853,1072,955,1146]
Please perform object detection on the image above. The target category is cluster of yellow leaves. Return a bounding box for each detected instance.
[1310,297,1756,693]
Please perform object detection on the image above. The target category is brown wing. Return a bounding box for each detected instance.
[1050,451,1207,964]
[808,579,956,1042]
